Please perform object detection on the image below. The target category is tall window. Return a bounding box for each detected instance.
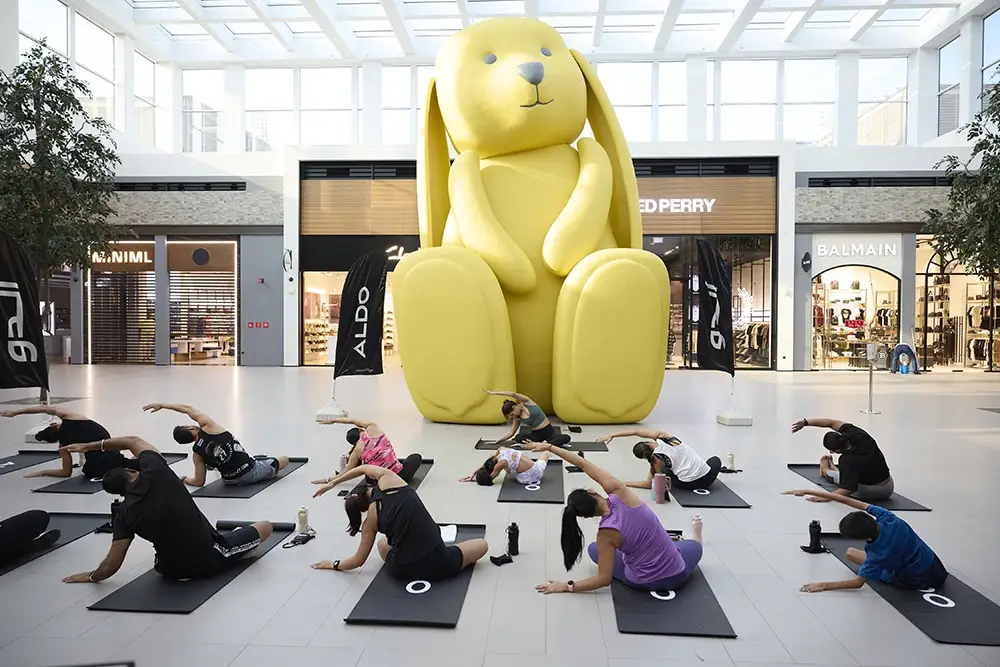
[245,69,294,152]
[182,70,225,153]
[858,58,908,146]
[657,62,686,141]
[984,10,1000,94]
[596,62,652,142]
[74,13,115,126]
[382,66,412,144]
[938,38,961,136]
[300,68,353,145]
[18,0,68,57]
[720,60,777,141]
[415,65,434,138]
[783,59,835,145]
[134,52,156,146]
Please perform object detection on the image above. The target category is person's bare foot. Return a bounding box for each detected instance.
[311,560,338,570]
[691,514,703,543]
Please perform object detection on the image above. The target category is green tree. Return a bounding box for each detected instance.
[925,82,1000,278]
[0,40,127,334]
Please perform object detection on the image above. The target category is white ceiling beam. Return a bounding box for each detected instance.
[782,0,822,41]
[593,0,609,47]
[175,0,235,52]
[457,0,472,27]
[245,0,295,52]
[300,0,358,59]
[382,0,416,56]
[654,0,687,50]
[133,8,192,24]
[526,0,540,17]
[715,0,764,50]
[849,1,893,40]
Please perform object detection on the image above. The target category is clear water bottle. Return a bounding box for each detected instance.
[727,452,735,470]
[296,506,309,534]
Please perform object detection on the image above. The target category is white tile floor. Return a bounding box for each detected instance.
[1,363,999,667]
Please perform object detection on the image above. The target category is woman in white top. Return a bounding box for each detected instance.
[460,447,550,486]
[601,428,722,491]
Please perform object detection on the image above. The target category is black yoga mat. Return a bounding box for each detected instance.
[786,464,930,512]
[345,523,485,628]
[474,439,608,452]
[0,449,60,476]
[820,533,1000,646]
[0,512,111,577]
[670,480,751,508]
[33,453,188,494]
[88,521,295,614]
[191,457,308,499]
[496,459,564,504]
[611,568,736,638]
[408,458,434,491]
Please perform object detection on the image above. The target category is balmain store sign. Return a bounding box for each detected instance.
[810,233,904,278]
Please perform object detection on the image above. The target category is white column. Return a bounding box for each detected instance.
[775,146,796,371]
[115,35,135,137]
[775,59,785,141]
[156,63,181,152]
[224,64,245,151]
[0,0,17,76]
[686,56,707,141]
[361,61,382,144]
[835,52,859,146]
[959,17,984,124]
[909,48,938,145]
[711,60,722,140]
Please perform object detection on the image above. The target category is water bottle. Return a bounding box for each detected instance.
[338,453,349,474]
[296,506,309,534]
[506,522,519,556]
[727,452,735,470]
[653,473,667,504]
[801,520,824,553]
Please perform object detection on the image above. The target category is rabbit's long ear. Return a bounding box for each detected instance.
[570,50,641,250]
[418,77,451,248]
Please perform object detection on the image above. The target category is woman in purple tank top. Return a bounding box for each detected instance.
[523,441,703,594]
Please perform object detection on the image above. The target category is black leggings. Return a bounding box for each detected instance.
[0,510,50,563]
[668,456,723,490]
[398,453,424,484]
[514,423,570,447]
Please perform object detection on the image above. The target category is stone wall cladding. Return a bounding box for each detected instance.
[796,187,951,223]
[110,189,282,227]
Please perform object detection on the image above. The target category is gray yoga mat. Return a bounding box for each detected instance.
[0,449,61,476]
[33,453,188,494]
[496,460,564,504]
[0,512,111,577]
[787,464,930,512]
[821,533,1000,646]
[87,521,295,614]
[670,480,751,509]
[474,439,608,452]
[191,458,308,498]
[345,524,485,628]
[611,568,736,638]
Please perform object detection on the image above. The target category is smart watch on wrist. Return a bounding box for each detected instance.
[333,560,341,571]
[567,580,575,593]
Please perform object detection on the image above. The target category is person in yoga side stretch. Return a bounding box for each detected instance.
[60,436,273,583]
[784,488,948,592]
[791,417,894,501]
[311,465,488,581]
[523,441,704,595]
[312,416,422,486]
[143,402,289,488]
[0,510,60,565]
[0,405,131,480]
[600,427,722,491]
[459,446,551,486]
[485,389,571,447]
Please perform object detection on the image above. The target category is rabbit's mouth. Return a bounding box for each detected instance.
[520,86,554,108]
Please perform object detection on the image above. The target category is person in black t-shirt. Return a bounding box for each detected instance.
[311,465,489,581]
[791,418,894,501]
[142,402,289,487]
[60,436,273,583]
[0,405,133,480]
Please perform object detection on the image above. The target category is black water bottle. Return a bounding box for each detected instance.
[800,520,824,554]
[110,499,122,523]
[507,522,519,556]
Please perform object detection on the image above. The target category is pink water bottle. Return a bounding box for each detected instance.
[653,473,667,504]
[338,453,349,474]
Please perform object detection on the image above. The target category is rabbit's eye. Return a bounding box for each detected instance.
[541,47,552,57]
[484,53,497,65]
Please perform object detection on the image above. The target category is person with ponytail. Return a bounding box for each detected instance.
[311,464,488,581]
[483,389,571,447]
[459,446,551,486]
[523,441,704,595]
[600,427,721,491]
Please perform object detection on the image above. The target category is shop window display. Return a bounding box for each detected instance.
[302,272,396,366]
[811,267,899,369]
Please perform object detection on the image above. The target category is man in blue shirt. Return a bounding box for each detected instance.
[783,488,948,593]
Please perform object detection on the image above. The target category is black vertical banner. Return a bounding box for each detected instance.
[333,252,388,380]
[696,239,735,376]
[0,233,49,389]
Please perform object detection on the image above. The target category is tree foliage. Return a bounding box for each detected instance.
[0,41,127,289]
[925,82,1000,277]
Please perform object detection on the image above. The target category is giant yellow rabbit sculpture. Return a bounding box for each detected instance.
[393,17,670,425]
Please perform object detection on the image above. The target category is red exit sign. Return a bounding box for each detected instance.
[247,321,269,329]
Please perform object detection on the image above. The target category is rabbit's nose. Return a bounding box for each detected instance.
[517,61,545,86]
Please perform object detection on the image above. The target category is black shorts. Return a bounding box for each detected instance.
[891,555,949,590]
[387,543,463,582]
[155,525,262,580]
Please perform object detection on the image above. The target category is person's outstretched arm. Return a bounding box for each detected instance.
[142,403,223,432]
[524,442,625,497]
[791,418,845,433]
[63,436,158,458]
[180,453,207,487]
[23,449,74,478]
[625,468,655,490]
[600,427,672,444]
[484,389,533,404]
[0,405,86,420]
[782,488,870,511]
[312,464,399,498]
[63,538,132,583]
[315,512,378,572]
[318,417,383,439]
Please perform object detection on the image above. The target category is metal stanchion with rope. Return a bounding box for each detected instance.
[860,343,885,415]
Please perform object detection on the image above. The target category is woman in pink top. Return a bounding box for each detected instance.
[524,441,704,594]
[313,417,423,485]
